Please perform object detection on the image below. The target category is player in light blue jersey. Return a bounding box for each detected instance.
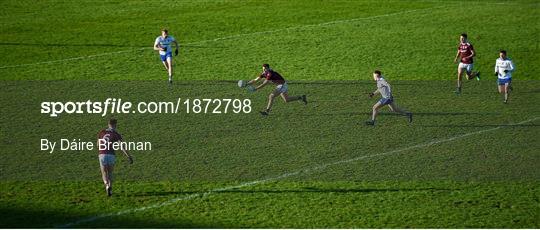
[494,50,515,103]
[366,70,412,126]
[154,28,179,85]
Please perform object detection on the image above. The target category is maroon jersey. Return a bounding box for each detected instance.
[259,70,286,85]
[97,128,122,155]
[458,42,474,64]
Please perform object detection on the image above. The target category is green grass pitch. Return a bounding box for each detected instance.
[1,0,539,228]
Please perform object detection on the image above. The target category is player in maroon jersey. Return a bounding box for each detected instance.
[97,118,133,197]
[453,33,481,94]
[246,64,307,116]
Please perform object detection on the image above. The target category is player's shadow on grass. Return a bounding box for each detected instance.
[132,187,452,197]
[354,112,500,117]
[340,111,502,119]
[215,187,453,194]
[291,81,372,85]
[421,123,539,128]
[413,112,501,116]
[131,190,200,197]
[295,111,360,117]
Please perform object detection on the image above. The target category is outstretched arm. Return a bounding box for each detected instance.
[255,79,270,91]
[247,76,261,85]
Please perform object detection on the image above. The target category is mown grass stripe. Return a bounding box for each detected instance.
[0,6,444,70]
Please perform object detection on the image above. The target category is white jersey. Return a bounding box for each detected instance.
[154,36,176,55]
[495,58,514,79]
[376,77,392,99]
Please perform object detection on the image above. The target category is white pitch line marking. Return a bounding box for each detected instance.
[0,6,444,69]
[58,116,539,228]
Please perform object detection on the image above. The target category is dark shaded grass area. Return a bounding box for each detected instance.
[1,80,539,182]
[1,181,538,228]
[0,80,539,227]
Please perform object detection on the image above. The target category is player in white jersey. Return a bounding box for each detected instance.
[154,29,179,85]
[365,70,412,126]
[494,50,515,103]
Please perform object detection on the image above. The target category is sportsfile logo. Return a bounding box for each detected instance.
[41,98,252,117]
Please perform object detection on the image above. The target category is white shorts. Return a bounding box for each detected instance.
[99,154,116,166]
[276,83,289,94]
[458,63,473,72]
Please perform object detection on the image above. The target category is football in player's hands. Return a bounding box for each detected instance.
[504,70,509,73]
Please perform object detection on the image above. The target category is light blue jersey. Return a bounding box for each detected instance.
[154,36,176,55]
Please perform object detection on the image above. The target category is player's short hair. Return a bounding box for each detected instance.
[161,28,168,33]
[373,70,382,75]
[460,33,468,38]
[262,63,270,68]
[108,118,117,126]
[500,50,507,54]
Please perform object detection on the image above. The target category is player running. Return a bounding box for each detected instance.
[246,64,307,116]
[366,70,412,126]
[494,50,515,103]
[453,33,481,94]
[154,28,179,85]
[98,118,133,197]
